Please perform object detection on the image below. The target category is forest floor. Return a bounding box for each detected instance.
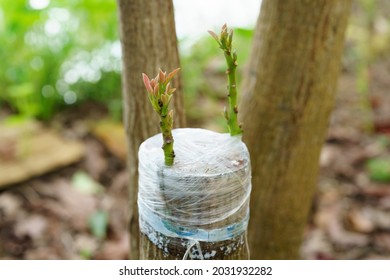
[1,59,390,260]
[301,59,390,260]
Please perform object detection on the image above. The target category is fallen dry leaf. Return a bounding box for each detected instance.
[91,120,126,161]
[14,214,48,239]
[314,197,369,247]
[379,196,390,210]
[359,184,390,197]
[373,233,390,252]
[0,193,23,221]
[319,145,339,168]
[24,247,60,260]
[328,217,369,248]
[84,139,107,180]
[346,207,375,233]
[300,229,334,260]
[42,179,97,231]
[0,121,85,187]
[94,233,129,260]
[365,207,390,229]
[74,234,99,258]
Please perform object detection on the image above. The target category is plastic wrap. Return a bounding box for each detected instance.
[138,128,251,259]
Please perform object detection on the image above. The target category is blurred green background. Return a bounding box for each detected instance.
[0,0,257,130]
[3,0,387,129]
[0,0,123,121]
[1,0,389,131]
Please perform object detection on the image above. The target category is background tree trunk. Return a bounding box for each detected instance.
[117,0,186,260]
[240,0,352,259]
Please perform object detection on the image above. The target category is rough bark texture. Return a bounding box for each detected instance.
[117,0,186,260]
[240,0,352,259]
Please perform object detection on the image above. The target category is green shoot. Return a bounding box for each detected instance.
[209,24,243,136]
[142,68,180,166]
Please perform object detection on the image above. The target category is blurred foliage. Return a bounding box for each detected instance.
[345,0,390,132]
[72,171,103,194]
[89,210,109,240]
[1,0,253,126]
[344,0,390,71]
[0,0,121,120]
[3,0,390,128]
[366,157,390,182]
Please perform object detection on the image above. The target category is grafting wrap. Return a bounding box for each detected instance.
[138,128,251,257]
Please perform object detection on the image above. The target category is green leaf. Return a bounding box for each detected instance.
[89,210,108,239]
[79,248,93,260]
[71,171,103,194]
[366,158,390,182]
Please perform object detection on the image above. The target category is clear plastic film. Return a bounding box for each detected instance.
[138,128,251,259]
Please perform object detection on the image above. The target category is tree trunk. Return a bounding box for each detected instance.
[240,0,352,259]
[117,0,186,260]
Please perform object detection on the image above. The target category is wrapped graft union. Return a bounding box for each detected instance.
[138,128,251,259]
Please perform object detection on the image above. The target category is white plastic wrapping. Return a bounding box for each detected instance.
[138,128,251,258]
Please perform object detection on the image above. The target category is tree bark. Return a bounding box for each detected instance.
[117,0,186,260]
[240,0,352,259]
